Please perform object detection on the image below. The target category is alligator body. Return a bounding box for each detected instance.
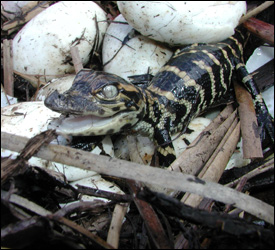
[45,30,273,166]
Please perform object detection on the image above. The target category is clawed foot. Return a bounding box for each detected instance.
[257,111,274,145]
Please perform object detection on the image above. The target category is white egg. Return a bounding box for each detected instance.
[13,1,108,85]
[102,14,173,81]
[118,1,246,45]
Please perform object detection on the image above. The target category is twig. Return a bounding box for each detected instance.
[13,70,57,87]
[137,187,274,237]
[198,119,239,178]
[239,1,274,24]
[127,135,173,248]
[1,190,52,217]
[1,130,56,183]
[3,39,14,96]
[182,122,241,207]
[50,215,115,249]
[225,157,274,188]
[127,180,173,249]
[168,108,237,176]
[77,185,132,202]
[1,131,274,224]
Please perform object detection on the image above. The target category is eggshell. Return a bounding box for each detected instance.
[36,75,75,101]
[172,117,212,156]
[1,1,31,20]
[1,101,60,137]
[13,1,108,84]
[118,1,246,45]
[1,102,122,198]
[1,101,114,182]
[102,14,172,81]
[1,85,17,107]
[1,101,64,171]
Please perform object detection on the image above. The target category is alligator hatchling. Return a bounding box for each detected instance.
[45,30,274,166]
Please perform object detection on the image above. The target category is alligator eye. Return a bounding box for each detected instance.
[101,85,118,99]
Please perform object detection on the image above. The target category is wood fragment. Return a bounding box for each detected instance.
[182,122,241,207]
[50,215,115,249]
[3,39,14,96]
[198,118,239,178]
[234,81,263,159]
[1,131,274,224]
[2,190,52,217]
[200,104,234,132]
[70,46,84,73]
[243,17,274,45]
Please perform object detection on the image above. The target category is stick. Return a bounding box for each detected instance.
[225,158,274,188]
[243,18,274,46]
[107,203,129,248]
[239,1,274,24]
[234,81,263,159]
[168,109,237,175]
[182,122,241,207]
[1,131,274,224]
[126,136,173,248]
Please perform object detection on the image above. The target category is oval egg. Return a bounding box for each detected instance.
[102,14,173,81]
[13,1,108,85]
[118,1,246,45]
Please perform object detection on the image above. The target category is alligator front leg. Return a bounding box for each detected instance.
[154,128,176,167]
[235,61,274,144]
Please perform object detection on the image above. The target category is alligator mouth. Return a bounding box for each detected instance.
[48,114,116,136]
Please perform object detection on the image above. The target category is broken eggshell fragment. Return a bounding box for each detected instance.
[35,75,75,101]
[1,102,114,182]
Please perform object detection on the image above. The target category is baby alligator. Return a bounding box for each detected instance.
[44,30,274,166]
